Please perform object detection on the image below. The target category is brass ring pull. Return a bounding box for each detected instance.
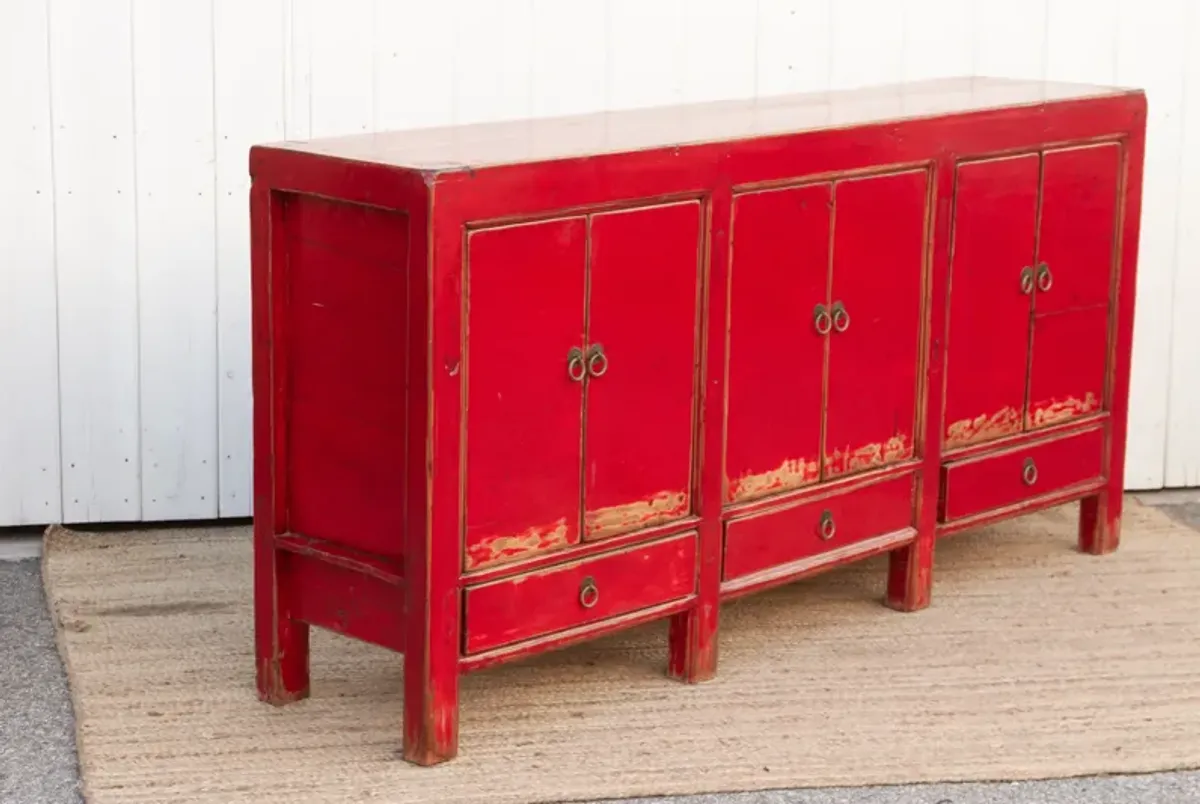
[567,347,586,382]
[1022,457,1038,486]
[586,343,608,378]
[579,576,599,609]
[1020,267,1035,295]
[813,304,832,335]
[831,301,850,333]
[818,509,836,541]
[1036,262,1053,292]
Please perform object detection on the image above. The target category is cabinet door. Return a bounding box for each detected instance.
[942,154,1040,449]
[823,169,927,479]
[1026,143,1120,430]
[584,202,701,539]
[464,217,587,570]
[724,183,831,503]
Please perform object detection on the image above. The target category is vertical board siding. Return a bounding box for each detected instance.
[1,0,1196,527]
[133,0,219,521]
[1165,1,1200,487]
[0,0,60,525]
[214,0,287,516]
[49,0,142,523]
[1117,0,1187,490]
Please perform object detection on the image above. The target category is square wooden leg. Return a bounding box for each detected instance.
[1079,488,1121,555]
[254,545,310,705]
[885,532,934,612]
[402,642,459,766]
[667,603,718,683]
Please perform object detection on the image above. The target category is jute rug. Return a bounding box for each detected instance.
[42,498,1200,804]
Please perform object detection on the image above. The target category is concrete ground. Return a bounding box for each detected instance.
[2,493,1200,804]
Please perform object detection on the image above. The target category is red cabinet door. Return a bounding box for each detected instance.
[724,183,832,503]
[584,202,701,539]
[942,153,1040,449]
[823,169,928,479]
[464,217,587,571]
[1026,143,1120,430]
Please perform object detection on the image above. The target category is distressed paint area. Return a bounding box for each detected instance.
[945,406,1023,448]
[585,490,688,540]
[824,435,910,480]
[726,457,820,503]
[1027,393,1101,429]
[465,518,570,570]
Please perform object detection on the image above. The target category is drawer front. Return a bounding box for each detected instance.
[463,531,697,654]
[940,427,1105,521]
[723,474,916,582]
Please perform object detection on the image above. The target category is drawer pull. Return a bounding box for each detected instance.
[567,346,586,382]
[1022,457,1038,486]
[831,301,850,333]
[1036,262,1053,292]
[818,509,836,541]
[813,303,832,335]
[586,343,608,378]
[1020,266,1035,295]
[579,576,600,609]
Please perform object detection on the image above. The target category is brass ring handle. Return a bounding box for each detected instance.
[579,576,599,609]
[1036,262,1053,292]
[813,304,832,335]
[586,343,608,378]
[818,509,836,541]
[567,347,586,382]
[1022,457,1038,486]
[831,301,850,333]
[1020,267,1035,295]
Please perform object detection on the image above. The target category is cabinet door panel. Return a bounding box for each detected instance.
[464,217,587,570]
[942,154,1039,449]
[724,183,831,503]
[1028,306,1109,429]
[1026,144,1119,430]
[1036,143,1120,314]
[824,169,927,479]
[584,202,701,540]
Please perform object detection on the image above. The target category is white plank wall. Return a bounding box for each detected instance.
[1,0,1198,527]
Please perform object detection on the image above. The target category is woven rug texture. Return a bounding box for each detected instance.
[40,498,1200,803]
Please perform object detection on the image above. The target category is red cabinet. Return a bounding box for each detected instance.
[249,77,1145,765]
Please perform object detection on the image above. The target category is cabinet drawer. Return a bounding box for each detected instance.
[940,427,1105,522]
[723,474,916,582]
[463,531,697,654]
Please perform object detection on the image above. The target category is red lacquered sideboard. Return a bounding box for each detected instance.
[248,77,1146,765]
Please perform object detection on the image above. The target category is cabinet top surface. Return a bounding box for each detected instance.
[260,77,1139,173]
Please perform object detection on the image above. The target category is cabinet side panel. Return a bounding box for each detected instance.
[284,195,410,559]
[942,154,1040,449]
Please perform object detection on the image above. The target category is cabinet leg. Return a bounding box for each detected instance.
[1079,489,1121,555]
[402,644,459,765]
[255,546,310,705]
[667,603,718,683]
[885,534,934,612]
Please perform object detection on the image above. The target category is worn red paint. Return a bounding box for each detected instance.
[463,532,697,655]
[249,77,1145,765]
[723,473,916,582]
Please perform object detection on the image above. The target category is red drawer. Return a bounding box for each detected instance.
[722,474,916,582]
[940,427,1105,521]
[462,531,697,655]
